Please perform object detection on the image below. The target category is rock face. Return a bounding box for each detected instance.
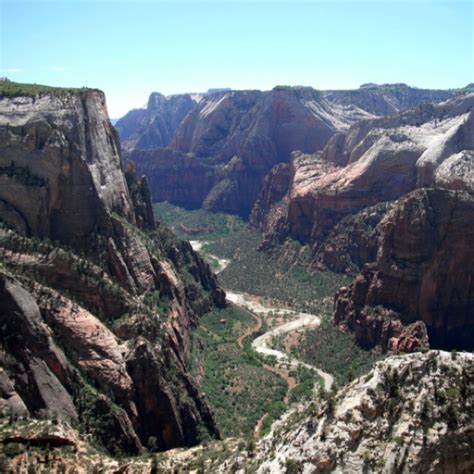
[115,92,200,152]
[334,189,474,352]
[123,84,467,217]
[0,90,133,248]
[311,201,395,274]
[127,148,216,209]
[249,163,291,237]
[0,274,78,423]
[254,92,474,271]
[253,351,474,474]
[0,85,224,455]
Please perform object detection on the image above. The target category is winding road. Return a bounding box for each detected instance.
[190,240,334,392]
[226,291,334,392]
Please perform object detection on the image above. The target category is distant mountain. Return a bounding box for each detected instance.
[252,91,474,255]
[249,91,474,351]
[115,92,202,151]
[122,84,470,217]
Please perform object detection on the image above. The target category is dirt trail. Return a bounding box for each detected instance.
[236,310,262,350]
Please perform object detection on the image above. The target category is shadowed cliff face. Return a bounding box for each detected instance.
[119,84,469,217]
[334,189,474,352]
[0,87,225,454]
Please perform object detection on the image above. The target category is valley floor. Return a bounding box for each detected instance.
[156,202,377,440]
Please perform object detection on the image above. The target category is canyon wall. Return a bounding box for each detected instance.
[0,86,225,454]
[122,84,470,216]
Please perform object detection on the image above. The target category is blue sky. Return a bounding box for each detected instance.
[1,0,473,118]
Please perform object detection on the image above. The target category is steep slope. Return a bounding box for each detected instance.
[0,83,225,455]
[253,92,474,270]
[115,92,201,152]
[334,188,474,352]
[251,351,474,474]
[124,84,469,216]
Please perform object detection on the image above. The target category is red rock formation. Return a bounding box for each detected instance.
[119,84,468,216]
[0,85,224,455]
[311,201,395,274]
[334,189,474,351]
[254,93,474,273]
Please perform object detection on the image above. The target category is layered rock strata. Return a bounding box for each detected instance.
[0,86,224,454]
[334,188,474,352]
[121,84,471,216]
[253,92,474,273]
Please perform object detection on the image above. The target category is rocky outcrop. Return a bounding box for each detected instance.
[0,90,134,248]
[115,92,200,152]
[252,351,474,473]
[0,273,78,422]
[254,92,474,272]
[0,84,225,455]
[311,201,395,274]
[334,189,474,351]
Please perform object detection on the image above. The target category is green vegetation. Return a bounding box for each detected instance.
[288,366,321,404]
[74,383,128,456]
[294,312,381,386]
[213,227,349,313]
[0,80,96,97]
[260,401,286,436]
[190,305,287,437]
[154,201,245,240]
[157,202,380,434]
[156,201,351,314]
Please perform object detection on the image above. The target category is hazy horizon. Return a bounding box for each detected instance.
[2,0,473,118]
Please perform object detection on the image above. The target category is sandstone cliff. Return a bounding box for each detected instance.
[121,84,470,216]
[253,92,474,272]
[334,188,474,352]
[0,84,225,455]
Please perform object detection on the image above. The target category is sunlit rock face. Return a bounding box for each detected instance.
[252,351,474,474]
[254,93,474,267]
[123,84,465,217]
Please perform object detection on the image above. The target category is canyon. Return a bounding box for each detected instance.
[117,83,472,217]
[116,83,474,355]
[1,81,472,473]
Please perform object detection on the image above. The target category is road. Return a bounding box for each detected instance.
[226,291,334,392]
